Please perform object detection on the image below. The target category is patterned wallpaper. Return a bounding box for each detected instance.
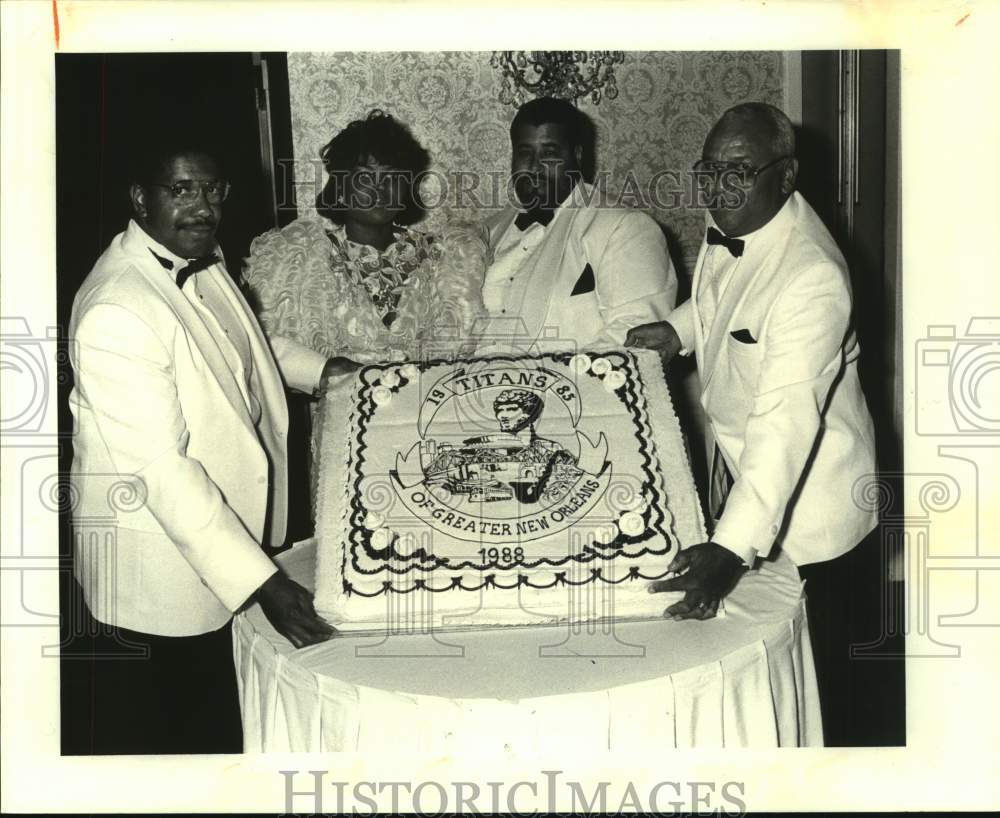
[287,51,786,279]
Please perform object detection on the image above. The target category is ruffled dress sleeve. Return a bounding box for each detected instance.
[243,218,345,362]
[391,221,491,359]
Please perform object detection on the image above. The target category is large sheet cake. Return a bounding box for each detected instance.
[315,349,704,630]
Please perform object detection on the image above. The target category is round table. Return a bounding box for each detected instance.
[234,541,822,751]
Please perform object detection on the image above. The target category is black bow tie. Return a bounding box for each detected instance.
[149,249,219,288]
[706,227,744,258]
[175,254,219,289]
[514,208,556,231]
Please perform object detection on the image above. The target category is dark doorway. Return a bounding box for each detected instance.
[798,49,905,747]
[55,52,303,755]
[55,52,294,315]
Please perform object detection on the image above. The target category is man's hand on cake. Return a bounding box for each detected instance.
[625,321,682,365]
[317,356,361,395]
[647,541,746,621]
[255,571,335,647]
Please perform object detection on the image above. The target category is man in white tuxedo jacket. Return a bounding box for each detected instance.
[627,103,879,743]
[479,97,676,353]
[68,143,340,753]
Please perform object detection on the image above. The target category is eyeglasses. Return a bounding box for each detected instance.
[148,179,231,204]
[692,155,792,183]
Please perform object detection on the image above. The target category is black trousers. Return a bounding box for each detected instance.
[64,596,244,755]
[797,526,905,746]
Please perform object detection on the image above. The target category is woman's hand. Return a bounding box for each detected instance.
[316,356,360,395]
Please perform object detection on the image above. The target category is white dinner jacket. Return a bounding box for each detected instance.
[481,184,677,352]
[669,193,878,567]
[69,220,292,636]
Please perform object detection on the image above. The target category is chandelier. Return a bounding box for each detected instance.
[491,51,625,106]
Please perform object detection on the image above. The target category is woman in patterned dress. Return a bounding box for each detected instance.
[244,109,489,503]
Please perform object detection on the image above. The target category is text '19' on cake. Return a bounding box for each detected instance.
[315,348,705,631]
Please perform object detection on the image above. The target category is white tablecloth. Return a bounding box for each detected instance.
[234,541,822,751]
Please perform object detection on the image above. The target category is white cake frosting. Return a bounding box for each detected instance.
[314,349,705,631]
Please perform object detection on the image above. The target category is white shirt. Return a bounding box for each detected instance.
[481,182,677,352]
[696,216,770,565]
[482,203,567,319]
[697,215,768,339]
[142,231,262,427]
[187,271,262,427]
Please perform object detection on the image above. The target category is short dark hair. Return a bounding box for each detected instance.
[509,97,597,180]
[315,109,431,225]
[128,132,225,186]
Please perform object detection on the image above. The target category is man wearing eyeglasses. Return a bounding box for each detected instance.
[68,141,340,754]
[627,103,878,744]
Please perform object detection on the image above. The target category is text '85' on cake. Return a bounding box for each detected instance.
[314,348,706,631]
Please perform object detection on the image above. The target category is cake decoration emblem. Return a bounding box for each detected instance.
[603,368,627,392]
[618,511,646,537]
[590,357,612,376]
[370,527,393,549]
[381,362,616,547]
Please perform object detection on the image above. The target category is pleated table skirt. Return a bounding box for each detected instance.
[234,541,822,751]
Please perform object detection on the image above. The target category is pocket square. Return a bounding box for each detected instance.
[730,328,757,344]
[570,263,596,296]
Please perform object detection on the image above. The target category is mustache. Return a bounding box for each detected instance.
[177,218,217,229]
